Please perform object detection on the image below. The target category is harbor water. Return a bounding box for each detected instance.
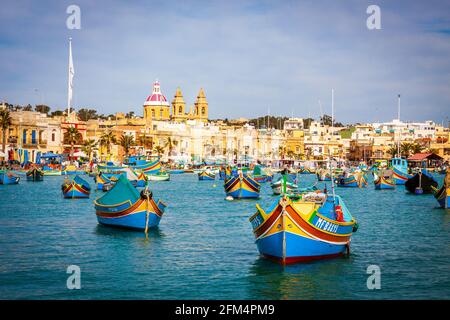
[0,173,449,299]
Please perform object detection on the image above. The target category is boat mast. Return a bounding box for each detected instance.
[397,94,401,158]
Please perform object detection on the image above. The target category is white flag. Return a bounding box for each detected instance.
[67,38,74,115]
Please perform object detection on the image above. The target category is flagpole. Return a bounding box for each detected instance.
[67,37,74,117]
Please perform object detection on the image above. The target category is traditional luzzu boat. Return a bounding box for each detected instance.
[146,170,170,181]
[42,165,62,176]
[249,189,358,264]
[26,167,44,181]
[95,173,113,190]
[271,178,298,195]
[0,171,20,184]
[373,170,395,190]
[198,170,215,181]
[61,175,91,198]
[94,175,166,231]
[432,170,449,209]
[391,157,413,185]
[336,171,368,188]
[135,171,147,187]
[316,168,332,181]
[405,170,438,195]
[224,171,260,199]
[252,165,273,183]
[131,158,161,175]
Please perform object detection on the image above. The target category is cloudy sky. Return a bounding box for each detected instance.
[0,0,449,124]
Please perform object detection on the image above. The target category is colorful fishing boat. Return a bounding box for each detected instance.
[61,175,91,198]
[0,171,20,184]
[252,165,273,183]
[316,169,332,181]
[43,169,62,176]
[224,172,260,199]
[146,171,170,181]
[432,170,449,208]
[26,167,44,181]
[391,157,412,185]
[336,172,368,188]
[94,175,166,231]
[373,170,395,190]
[95,173,112,190]
[198,170,215,181]
[131,158,161,174]
[249,192,357,264]
[405,170,438,194]
[271,179,298,195]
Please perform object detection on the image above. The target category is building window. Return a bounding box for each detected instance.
[23,129,27,144]
[152,110,155,118]
[52,132,55,142]
[202,107,205,115]
[160,110,163,118]
[179,106,183,114]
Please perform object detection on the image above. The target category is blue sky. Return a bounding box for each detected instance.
[0,0,449,124]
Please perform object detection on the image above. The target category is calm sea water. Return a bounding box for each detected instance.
[0,172,449,300]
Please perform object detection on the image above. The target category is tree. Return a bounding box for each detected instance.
[82,139,97,161]
[99,131,117,156]
[410,143,424,154]
[63,127,82,163]
[51,110,65,117]
[153,146,164,157]
[164,137,177,156]
[320,114,333,126]
[77,109,98,121]
[400,142,414,157]
[0,109,12,153]
[119,134,134,158]
[23,104,33,111]
[138,131,152,149]
[125,111,135,119]
[278,146,286,160]
[387,145,399,158]
[303,118,314,129]
[35,104,50,115]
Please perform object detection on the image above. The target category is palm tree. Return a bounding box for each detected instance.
[286,150,295,160]
[64,127,82,163]
[153,145,164,157]
[400,142,414,157]
[0,109,12,153]
[119,134,134,158]
[164,137,177,156]
[82,139,97,161]
[278,146,286,160]
[99,131,117,159]
[410,143,424,155]
[387,145,398,158]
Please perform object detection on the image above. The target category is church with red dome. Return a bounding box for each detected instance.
[143,80,208,124]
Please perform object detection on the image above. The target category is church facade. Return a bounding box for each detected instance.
[143,80,208,124]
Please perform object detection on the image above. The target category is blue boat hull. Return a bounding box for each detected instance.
[0,173,20,185]
[97,210,161,230]
[256,231,347,262]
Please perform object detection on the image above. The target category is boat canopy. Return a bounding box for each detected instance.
[95,175,140,206]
